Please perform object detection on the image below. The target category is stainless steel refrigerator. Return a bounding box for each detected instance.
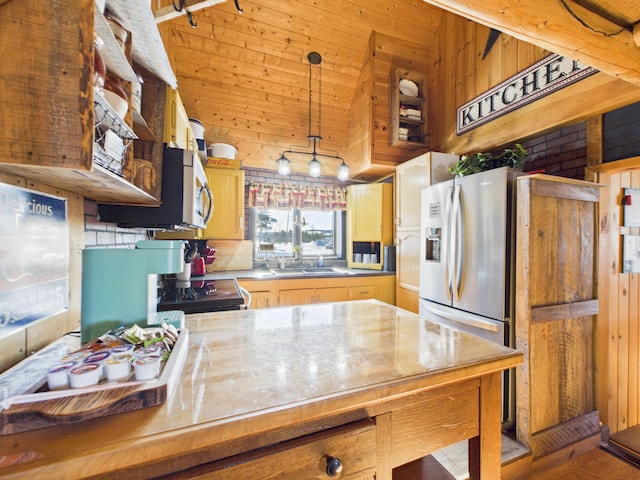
[418,166,522,427]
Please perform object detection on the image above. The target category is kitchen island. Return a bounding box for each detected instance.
[0,300,522,479]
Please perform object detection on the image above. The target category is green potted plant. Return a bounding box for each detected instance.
[449,143,527,177]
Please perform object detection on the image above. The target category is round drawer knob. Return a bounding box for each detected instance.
[325,456,343,477]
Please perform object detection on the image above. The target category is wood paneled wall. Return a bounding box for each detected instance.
[595,160,640,434]
[430,12,640,157]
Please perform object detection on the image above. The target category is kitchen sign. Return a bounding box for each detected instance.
[457,54,597,135]
[0,183,68,338]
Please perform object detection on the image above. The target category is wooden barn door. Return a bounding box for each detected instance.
[515,174,601,460]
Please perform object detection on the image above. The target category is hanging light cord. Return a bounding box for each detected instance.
[559,0,629,37]
[308,57,322,139]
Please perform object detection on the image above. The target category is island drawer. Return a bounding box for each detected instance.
[159,419,376,479]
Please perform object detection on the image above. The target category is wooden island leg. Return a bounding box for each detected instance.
[469,372,502,479]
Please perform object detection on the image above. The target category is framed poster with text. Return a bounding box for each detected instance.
[0,183,68,338]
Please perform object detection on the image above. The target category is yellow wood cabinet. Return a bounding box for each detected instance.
[347,183,393,270]
[349,284,377,301]
[249,290,275,309]
[349,183,388,240]
[239,275,395,309]
[278,288,317,306]
[203,168,245,239]
[163,87,196,151]
[279,286,349,306]
[316,286,350,304]
[239,279,277,308]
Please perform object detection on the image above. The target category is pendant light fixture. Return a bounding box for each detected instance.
[276,52,350,181]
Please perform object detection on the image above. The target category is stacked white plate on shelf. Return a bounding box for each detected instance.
[399,78,419,97]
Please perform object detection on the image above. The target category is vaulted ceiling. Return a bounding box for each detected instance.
[154,0,640,178]
[157,0,443,178]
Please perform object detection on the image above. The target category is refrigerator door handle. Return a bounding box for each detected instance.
[444,186,454,300]
[451,184,462,301]
[421,301,501,333]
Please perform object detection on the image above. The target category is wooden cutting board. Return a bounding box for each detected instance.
[205,240,253,271]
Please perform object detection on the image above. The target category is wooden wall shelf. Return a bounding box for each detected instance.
[389,69,428,148]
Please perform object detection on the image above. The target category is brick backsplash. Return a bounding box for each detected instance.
[521,122,587,179]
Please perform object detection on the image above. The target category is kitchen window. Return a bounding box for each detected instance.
[250,207,345,262]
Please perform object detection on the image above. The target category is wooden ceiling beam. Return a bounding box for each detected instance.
[423,0,640,87]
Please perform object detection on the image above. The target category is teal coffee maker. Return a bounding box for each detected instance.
[81,240,184,342]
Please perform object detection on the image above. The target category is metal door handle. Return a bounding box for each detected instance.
[444,186,454,300]
[421,301,500,332]
[452,184,463,301]
[449,185,461,300]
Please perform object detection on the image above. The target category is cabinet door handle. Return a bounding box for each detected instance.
[325,456,343,477]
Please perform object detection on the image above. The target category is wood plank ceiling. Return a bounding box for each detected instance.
[158,0,443,178]
[156,0,640,179]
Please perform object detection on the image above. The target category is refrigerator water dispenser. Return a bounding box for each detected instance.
[425,228,441,262]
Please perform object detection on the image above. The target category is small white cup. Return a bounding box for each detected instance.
[354,253,362,263]
[176,262,190,281]
[370,254,378,264]
[362,254,371,263]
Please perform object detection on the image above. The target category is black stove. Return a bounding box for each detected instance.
[157,277,245,314]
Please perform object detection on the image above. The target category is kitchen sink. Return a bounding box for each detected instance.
[301,267,345,274]
[268,266,346,276]
[269,268,308,276]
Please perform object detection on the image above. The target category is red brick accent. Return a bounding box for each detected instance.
[521,122,587,179]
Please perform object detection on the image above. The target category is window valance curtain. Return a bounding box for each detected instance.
[248,182,347,211]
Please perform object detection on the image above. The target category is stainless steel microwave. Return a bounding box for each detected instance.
[98,147,213,230]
